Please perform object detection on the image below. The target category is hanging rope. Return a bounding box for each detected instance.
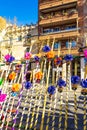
[58,93,63,130]
[74,60,78,130]
[0,64,13,129]
[83,95,87,130]
[40,38,55,130]
[12,66,24,130]
[29,62,43,129]
[45,38,55,130]
[74,91,78,130]
[40,58,51,130]
[12,42,33,130]
[51,88,57,130]
[5,71,22,130]
[64,63,70,130]
[33,59,46,130]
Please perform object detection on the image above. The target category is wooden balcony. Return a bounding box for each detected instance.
[39,0,78,10]
[40,47,79,56]
[39,13,78,26]
[23,40,31,47]
[54,47,79,56]
[5,44,12,49]
[39,29,80,40]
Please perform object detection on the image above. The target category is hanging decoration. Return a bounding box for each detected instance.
[0,78,4,86]
[25,81,32,89]
[57,78,66,92]
[42,45,51,52]
[46,51,54,61]
[54,56,62,66]
[80,79,87,95]
[0,94,7,102]
[24,52,32,60]
[12,83,20,92]
[4,54,15,64]
[34,56,40,63]
[15,63,22,73]
[71,76,80,90]
[47,85,56,97]
[8,71,16,81]
[84,50,87,58]
[64,54,73,63]
[35,71,43,83]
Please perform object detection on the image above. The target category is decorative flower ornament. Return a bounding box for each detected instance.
[0,94,7,102]
[84,50,87,58]
[64,54,73,63]
[5,54,10,60]
[48,86,56,97]
[25,81,32,89]
[8,56,15,63]
[84,58,87,64]
[9,72,16,81]
[54,56,62,65]
[35,71,43,83]
[4,54,15,64]
[34,56,40,63]
[15,63,22,72]
[24,52,32,60]
[11,92,17,97]
[80,79,87,95]
[42,45,51,52]
[71,76,80,90]
[57,78,66,93]
[12,84,20,92]
[1,114,4,120]
[0,78,4,86]
[46,51,54,60]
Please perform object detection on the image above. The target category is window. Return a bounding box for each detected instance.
[43,29,51,33]
[66,41,75,48]
[26,47,30,52]
[53,28,60,32]
[65,25,76,30]
[71,25,76,29]
[18,35,22,41]
[54,42,61,49]
[27,34,31,39]
[66,41,69,48]
[9,37,13,44]
[72,59,80,77]
[43,27,60,34]
[72,41,76,47]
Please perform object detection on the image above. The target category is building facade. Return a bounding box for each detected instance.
[0,24,38,61]
[38,0,87,80]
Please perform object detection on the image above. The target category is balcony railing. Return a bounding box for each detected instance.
[54,47,79,55]
[39,13,78,25]
[40,47,79,56]
[39,0,78,10]
[39,28,80,40]
[5,44,12,49]
[42,28,80,35]
[54,41,77,49]
[23,39,31,47]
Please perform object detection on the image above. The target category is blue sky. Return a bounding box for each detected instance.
[0,0,38,25]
